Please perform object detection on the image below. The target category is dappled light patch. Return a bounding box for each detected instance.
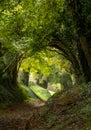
[30,85,55,101]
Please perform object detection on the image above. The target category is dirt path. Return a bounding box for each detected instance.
[0,102,45,130]
[0,92,90,130]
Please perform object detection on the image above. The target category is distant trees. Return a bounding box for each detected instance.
[18,70,29,86]
[59,72,73,91]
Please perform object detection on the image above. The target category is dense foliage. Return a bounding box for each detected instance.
[0,0,91,103]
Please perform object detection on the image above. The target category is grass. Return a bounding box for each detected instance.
[20,84,55,102]
[29,85,53,101]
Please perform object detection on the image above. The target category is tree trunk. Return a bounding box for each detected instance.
[67,0,91,82]
[0,52,26,103]
[79,36,91,69]
[77,42,91,82]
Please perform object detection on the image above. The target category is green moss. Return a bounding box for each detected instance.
[45,113,57,128]
[53,124,62,130]
[0,84,31,106]
[0,85,14,104]
[43,83,91,130]
[0,103,8,108]
[80,104,91,128]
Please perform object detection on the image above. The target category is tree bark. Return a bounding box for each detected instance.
[0,52,25,103]
[66,0,91,82]
[79,36,91,69]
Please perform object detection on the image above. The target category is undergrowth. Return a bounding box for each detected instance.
[41,82,91,130]
[0,84,30,107]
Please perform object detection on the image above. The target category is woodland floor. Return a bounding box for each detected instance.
[0,101,45,130]
[0,88,91,130]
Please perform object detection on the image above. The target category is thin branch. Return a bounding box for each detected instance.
[2,52,19,74]
[47,48,66,57]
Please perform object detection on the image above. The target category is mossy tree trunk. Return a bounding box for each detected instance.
[0,53,18,86]
[77,43,91,82]
[0,51,26,103]
[66,0,91,83]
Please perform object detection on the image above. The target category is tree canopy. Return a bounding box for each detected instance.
[0,0,91,103]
